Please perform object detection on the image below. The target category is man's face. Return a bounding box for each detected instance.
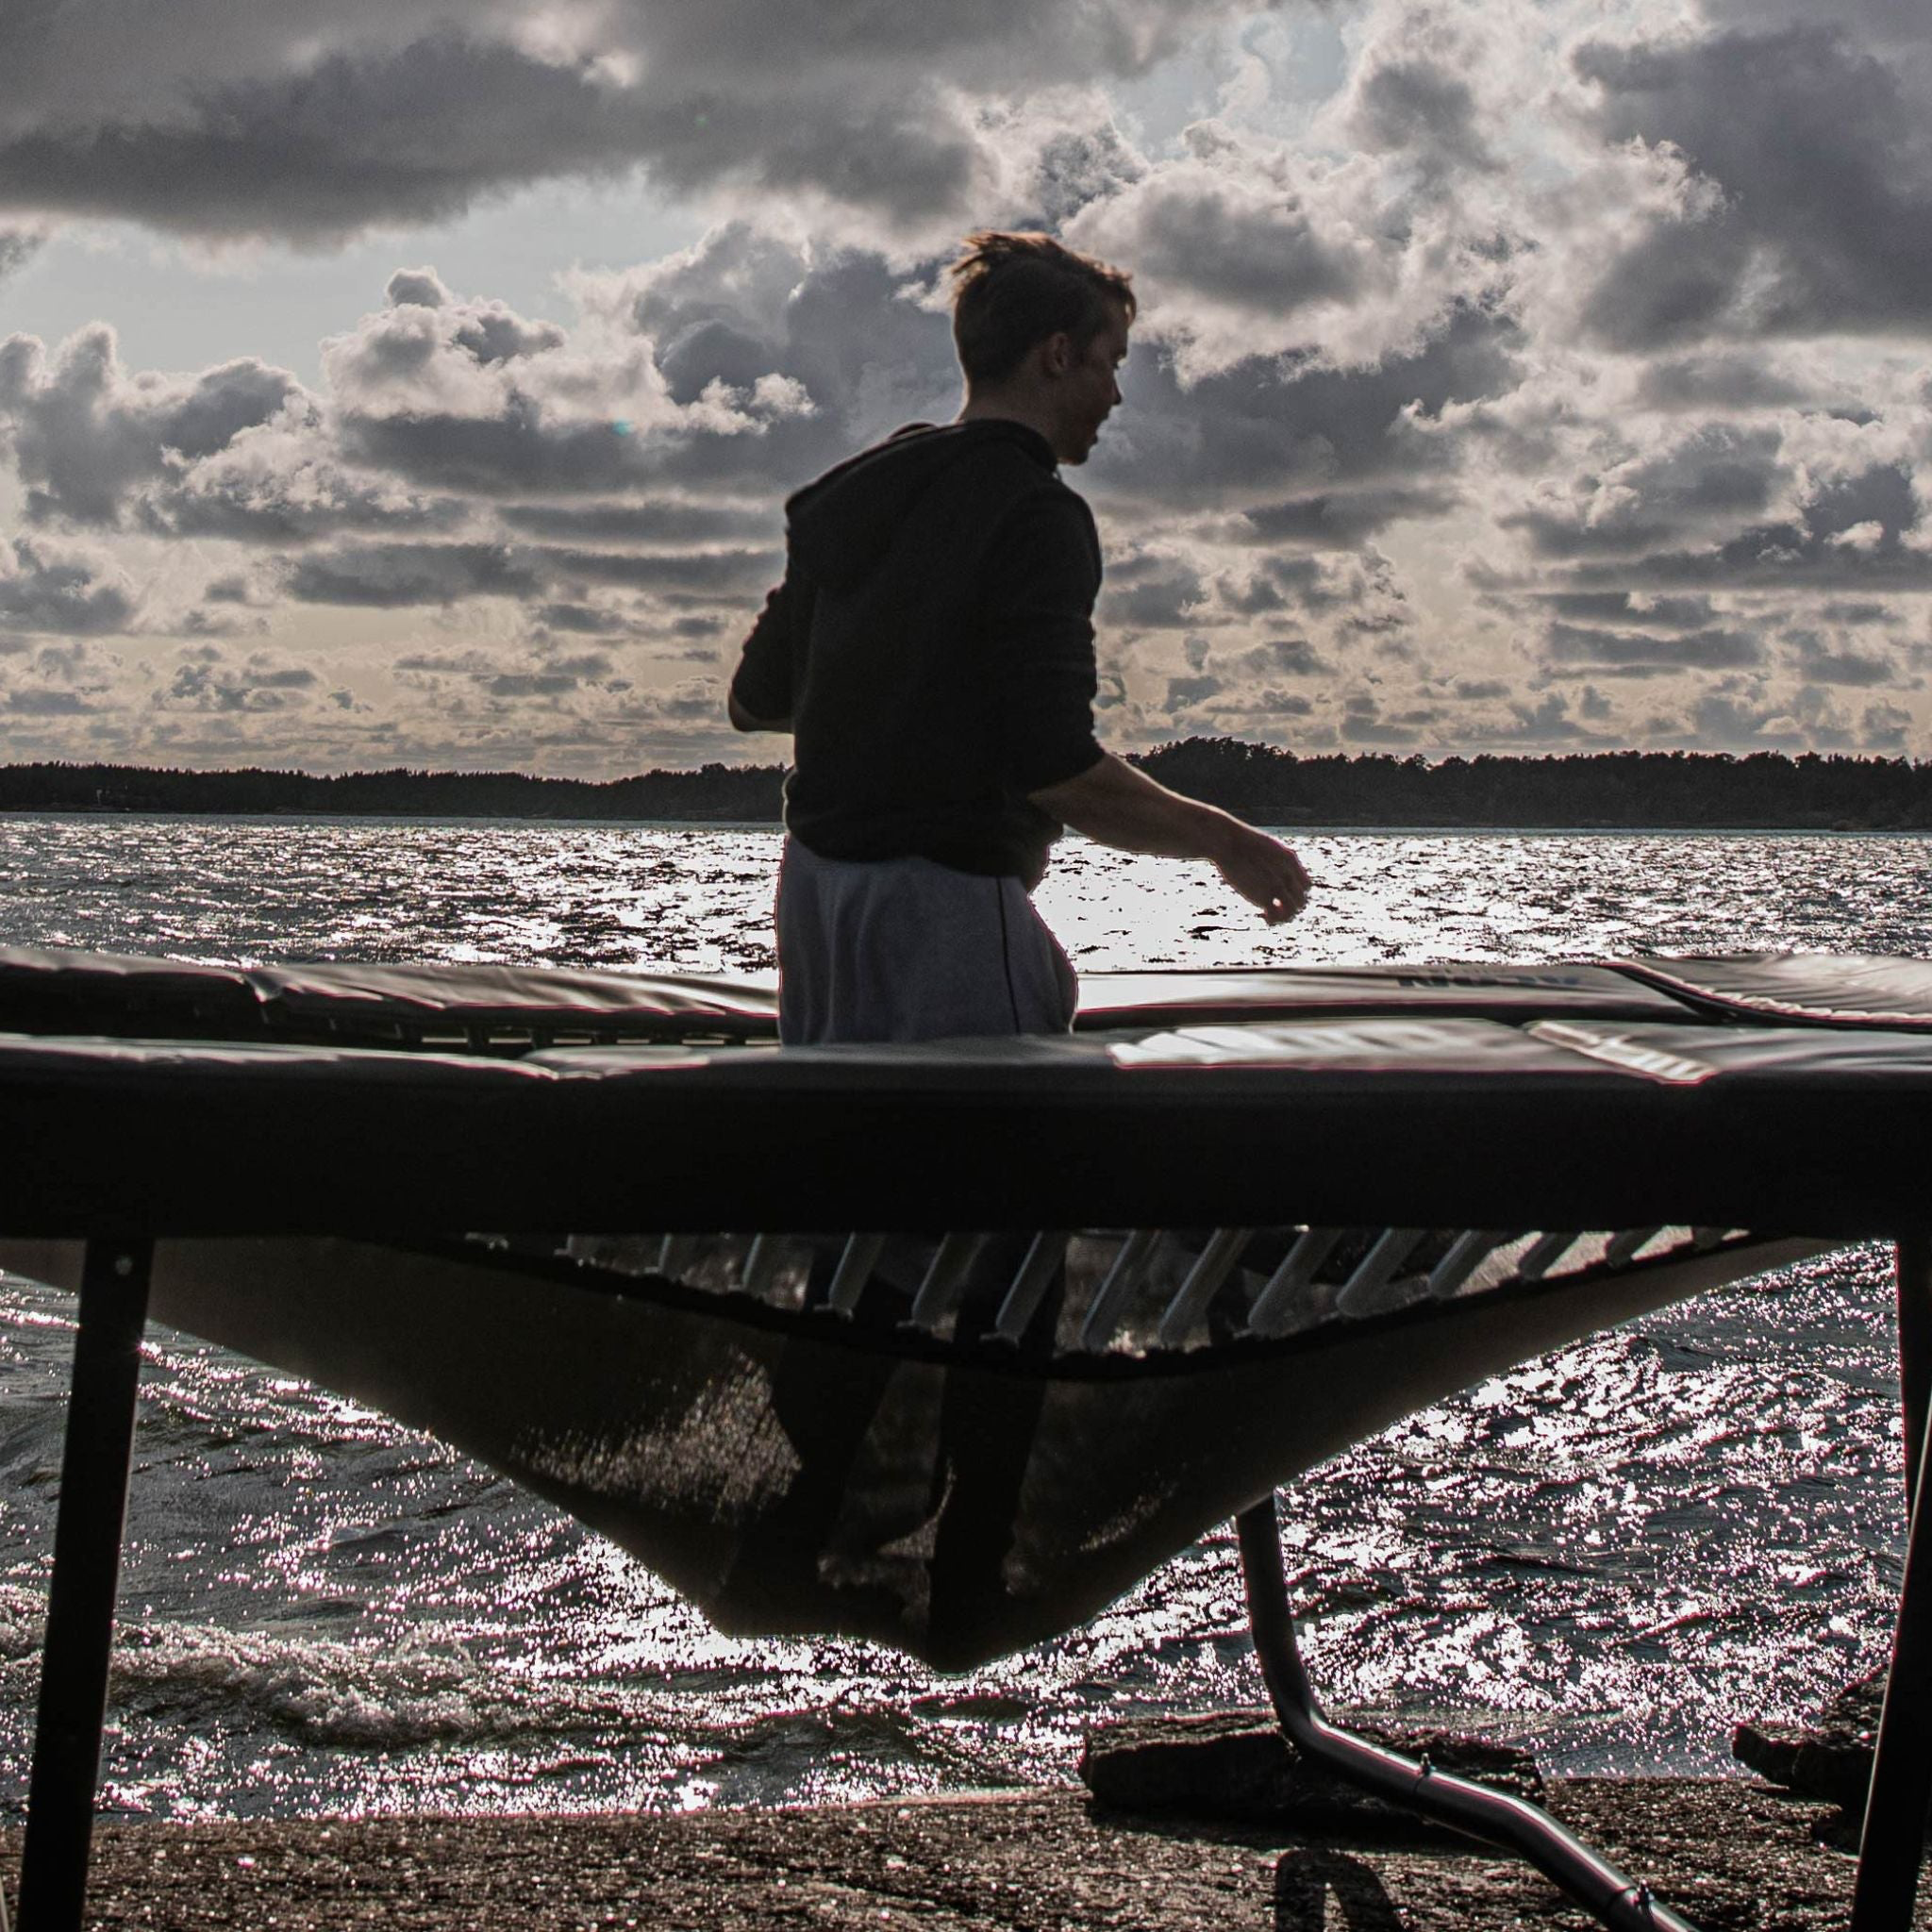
[1055,301,1130,466]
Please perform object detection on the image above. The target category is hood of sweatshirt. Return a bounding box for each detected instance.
[784,419,1058,594]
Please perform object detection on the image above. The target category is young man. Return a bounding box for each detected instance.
[729,230,1312,1044]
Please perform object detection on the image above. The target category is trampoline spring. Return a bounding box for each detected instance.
[1247,1228,1346,1338]
[992,1231,1071,1344]
[1156,1228,1253,1350]
[655,1235,699,1279]
[824,1234,889,1317]
[740,1234,781,1300]
[1336,1228,1429,1316]
[1426,1229,1514,1301]
[1514,1230,1579,1282]
[908,1233,990,1333]
[1603,1226,1666,1269]
[1079,1229,1162,1352]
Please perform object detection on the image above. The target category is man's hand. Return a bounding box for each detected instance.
[1030,753,1313,924]
[1208,817,1311,924]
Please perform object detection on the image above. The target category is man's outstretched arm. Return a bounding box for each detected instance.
[1031,753,1312,924]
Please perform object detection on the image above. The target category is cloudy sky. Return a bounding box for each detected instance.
[2,0,1929,775]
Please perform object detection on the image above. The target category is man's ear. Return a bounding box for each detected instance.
[1040,331,1074,377]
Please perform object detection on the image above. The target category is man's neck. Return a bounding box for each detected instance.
[956,392,1061,457]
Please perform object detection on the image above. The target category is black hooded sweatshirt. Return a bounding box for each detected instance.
[729,419,1104,890]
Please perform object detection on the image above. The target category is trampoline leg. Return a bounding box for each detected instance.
[1237,1499,1696,1932]
[17,1240,153,1932]
[1897,1234,1931,1519]
[1849,1236,1932,1930]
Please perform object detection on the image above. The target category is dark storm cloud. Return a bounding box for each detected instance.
[630,236,957,458]
[0,2,1266,242]
[282,536,773,608]
[498,501,768,545]
[1700,0,1927,40]
[0,36,975,240]
[1557,464,1932,594]
[531,546,777,595]
[335,410,657,496]
[0,225,40,280]
[1027,125,1148,230]
[1164,673,1223,709]
[1505,425,1784,559]
[162,650,320,714]
[1816,601,1898,627]
[1544,591,1719,630]
[1348,57,1497,178]
[1124,183,1364,315]
[1236,485,1459,550]
[1091,302,1524,508]
[333,287,568,390]
[0,325,301,526]
[451,309,566,367]
[1787,631,1902,687]
[337,398,835,499]
[1634,355,1820,412]
[1101,557,1207,631]
[384,269,449,310]
[1804,464,1921,543]
[285,541,540,607]
[0,540,133,637]
[1574,27,1932,347]
[136,473,468,545]
[1545,620,1764,673]
[533,603,631,637]
[1246,690,1314,719]
[1340,692,1441,746]
[1236,637,1330,677]
[5,687,98,715]
[485,662,612,699]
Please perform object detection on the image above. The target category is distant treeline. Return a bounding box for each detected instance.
[4,741,1932,827]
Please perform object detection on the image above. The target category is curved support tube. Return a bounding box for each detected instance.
[1236,1499,1697,1932]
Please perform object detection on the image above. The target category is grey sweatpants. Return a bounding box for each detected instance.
[775,838,1078,1045]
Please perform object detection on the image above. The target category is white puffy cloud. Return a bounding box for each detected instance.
[0,325,304,526]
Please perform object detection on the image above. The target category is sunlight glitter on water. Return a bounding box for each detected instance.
[0,814,1925,1816]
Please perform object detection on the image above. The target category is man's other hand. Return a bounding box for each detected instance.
[1030,752,1312,924]
[1210,819,1311,924]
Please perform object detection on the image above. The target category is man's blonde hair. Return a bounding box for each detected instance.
[948,230,1135,385]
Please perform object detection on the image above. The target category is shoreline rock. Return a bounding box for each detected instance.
[1733,1671,1885,1817]
[1079,1707,1542,1839]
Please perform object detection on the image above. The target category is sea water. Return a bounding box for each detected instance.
[0,815,1927,1821]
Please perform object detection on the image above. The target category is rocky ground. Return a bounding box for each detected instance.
[3,1776,1922,1932]
[5,1698,1921,1930]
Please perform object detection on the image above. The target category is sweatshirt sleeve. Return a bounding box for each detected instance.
[982,491,1105,793]
[728,575,802,724]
